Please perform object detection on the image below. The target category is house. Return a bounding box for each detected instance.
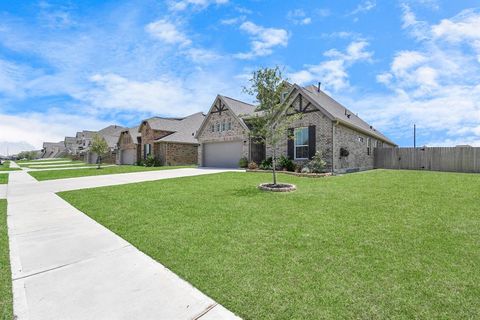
[138,112,205,165]
[75,130,97,154]
[85,125,125,164]
[41,142,67,158]
[116,126,141,165]
[196,84,396,172]
[64,136,80,155]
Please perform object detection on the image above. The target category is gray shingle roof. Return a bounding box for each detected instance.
[142,117,184,132]
[98,125,126,149]
[155,112,205,144]
[220,95,256,117]
[301,85,396,145]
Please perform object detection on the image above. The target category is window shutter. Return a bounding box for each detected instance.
[308,125,316,159]
[287,128,294,159]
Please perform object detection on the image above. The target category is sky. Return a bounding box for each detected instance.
[0,0,480,154]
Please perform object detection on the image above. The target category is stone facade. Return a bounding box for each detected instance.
[196,108,249,166]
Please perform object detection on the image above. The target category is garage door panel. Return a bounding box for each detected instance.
[203,141,243,168]
[121,149,136,165]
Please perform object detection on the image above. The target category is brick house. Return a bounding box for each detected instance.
[116,126,141,165]
[85,125,125,164]
[196,84,396,172]
[137,112,205,165]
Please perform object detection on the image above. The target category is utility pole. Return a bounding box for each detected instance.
[414,124,416,148]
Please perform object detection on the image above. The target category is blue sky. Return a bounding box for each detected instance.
[1,0,479,154]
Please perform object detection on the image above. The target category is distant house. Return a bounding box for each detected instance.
[116,126,141,165]
[196,84,396,172]
[75,130,97,154]
[64,136,80,155]
[137,112,205,165]
[41,142,67,159]
[85,125,126,164]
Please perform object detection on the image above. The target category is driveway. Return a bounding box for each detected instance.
[6,168,241,320]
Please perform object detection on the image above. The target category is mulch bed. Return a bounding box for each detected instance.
[258,183,296,192]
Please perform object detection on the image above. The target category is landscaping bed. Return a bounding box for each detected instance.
[59,170,480,319]
[246,168,333,178]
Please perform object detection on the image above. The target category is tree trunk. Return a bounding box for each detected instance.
[272,147,277,185]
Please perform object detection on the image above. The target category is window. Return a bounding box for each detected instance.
[216,123,220,132]
[143,144,152,159]
[378,141,383,148]
[227,121,232,130]
[294,127,309,159]
[367,137,371,155]
[222,121,226,131]
[374,140,378,148]
[210,124,214,133]
[358,136,364,143]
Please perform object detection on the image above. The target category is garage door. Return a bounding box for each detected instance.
[121,149,136,165]
[203,141,243,168]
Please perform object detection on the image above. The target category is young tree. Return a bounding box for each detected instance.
[244,67,299,185]
[90,134,109,169]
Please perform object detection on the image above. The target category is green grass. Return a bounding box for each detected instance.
[0,175,7,185]
[0,162,20,172]
[30,165,195,181]
[59,170,480,319]
[0,200,12,320]
[20,161,92,168]
[16,158,69,164]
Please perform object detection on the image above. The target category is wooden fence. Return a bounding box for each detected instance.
[374,147,480,173]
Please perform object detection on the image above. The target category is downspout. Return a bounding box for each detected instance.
[332,120,339,173]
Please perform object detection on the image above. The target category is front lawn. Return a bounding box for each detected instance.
[0,200,12,320]
[0,175,7,185]
[18,160,86,168]
[0,162,20,172]
[30,165,195,181]
[59,170,480,319]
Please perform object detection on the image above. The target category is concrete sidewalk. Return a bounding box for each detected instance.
[7,168,241,320]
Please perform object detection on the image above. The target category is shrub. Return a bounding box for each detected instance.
[136,159,144,166]
[301,166,311,173]
[144,154,162,167]
[247,161,258,170]
[340,147,350,157]
[278,155,295,172]
[306,151,327,173]
[259,157,273,170]
[238,157,248,168]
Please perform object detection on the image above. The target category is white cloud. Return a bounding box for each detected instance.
[0,111,110,150]
[220,16,245,25]
[290,41,373,91]
[359,6,480,146]
[348,0,376,16]
[287,9,312,25]
[145,19,191,46]
[234,21,289,59]
[167,0,228,11]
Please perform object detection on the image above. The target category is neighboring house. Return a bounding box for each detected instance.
[85,125,125,164]
[196,95,262,168]
[138,112,205,165]
[196,85,396,172]
[41,142,67,158]
[64,136,80,155]
[75,130,97,154]
[116,126,141,165]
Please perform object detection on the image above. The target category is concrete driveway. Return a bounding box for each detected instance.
[6,167,242,320]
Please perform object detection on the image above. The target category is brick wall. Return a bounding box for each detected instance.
[139,122,171,160]
[165,143,198,165]
[265,109,334,170]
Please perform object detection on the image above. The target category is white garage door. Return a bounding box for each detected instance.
[121,149,136,165]
[203,141,243,168]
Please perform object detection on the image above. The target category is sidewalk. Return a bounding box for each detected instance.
[7,169,241,320]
